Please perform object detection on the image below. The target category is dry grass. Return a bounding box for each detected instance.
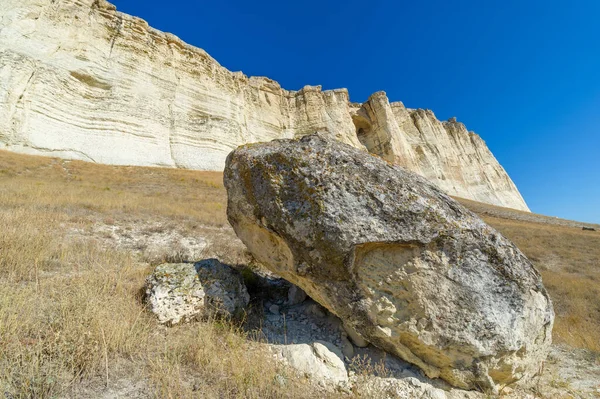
[0,150,319,398]
[1,149,599,397]
[0,149,228,229]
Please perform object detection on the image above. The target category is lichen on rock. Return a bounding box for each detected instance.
[224,133,554,392]
[146,259,249,325]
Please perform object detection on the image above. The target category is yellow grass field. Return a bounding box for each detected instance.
[0,149,598,398]
[0,151,308,398]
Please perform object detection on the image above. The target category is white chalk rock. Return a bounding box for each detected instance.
[146,260,249,324]
[276,341,348,385]
[0,0,529,211]
[225,133,553,392]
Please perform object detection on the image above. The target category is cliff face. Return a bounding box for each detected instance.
[0,0,529,211]
[352,95,529,212]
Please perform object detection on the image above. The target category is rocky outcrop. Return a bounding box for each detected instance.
[224,133,553,392]
[0,0,529,210]
[0,0,361,169]
[146,260,249,324]
[352,96,529,211]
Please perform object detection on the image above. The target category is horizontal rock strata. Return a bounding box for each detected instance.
[0,0,528,211]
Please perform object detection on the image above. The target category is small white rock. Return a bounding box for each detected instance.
[343,323,369,348]
[276,341,348,386]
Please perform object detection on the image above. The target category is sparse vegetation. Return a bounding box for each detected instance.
[0,150,321,398]
[0,149,598,397]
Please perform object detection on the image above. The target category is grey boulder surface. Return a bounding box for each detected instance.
[224,133,554,392]
[146,259,249,324]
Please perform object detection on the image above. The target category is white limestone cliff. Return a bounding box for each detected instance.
[0,0,529,211]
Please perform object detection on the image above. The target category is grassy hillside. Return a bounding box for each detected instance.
[0,149,598,397]
[0,151,299,398]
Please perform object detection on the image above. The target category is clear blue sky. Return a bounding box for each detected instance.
[113,0,600,223]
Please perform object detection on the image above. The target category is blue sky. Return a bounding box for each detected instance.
[113,0,600,223]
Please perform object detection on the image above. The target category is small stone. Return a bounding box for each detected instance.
[341,335,354,359]
[274,374,286,387]
[269,304,280,315]
[287,284,307,305]
[267,313,280,322]
[305,303,326,318]
[276,341,348,385]
[343,323,369,348]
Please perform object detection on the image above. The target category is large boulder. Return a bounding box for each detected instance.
[224,133,554,392]
[146,259,249,324]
